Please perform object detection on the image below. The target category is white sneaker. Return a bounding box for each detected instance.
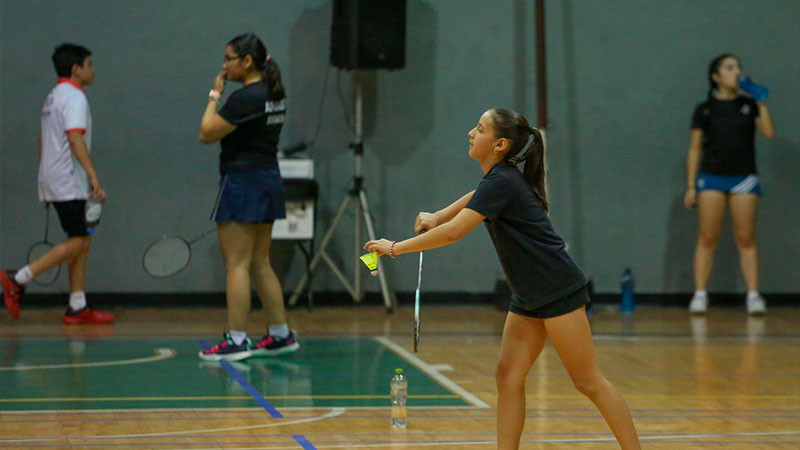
[689,294,708,314]
[746,294,767,315]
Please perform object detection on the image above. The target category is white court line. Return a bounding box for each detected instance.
[0,407,345,443]
[373,336,490,409]
[0,348,176,371]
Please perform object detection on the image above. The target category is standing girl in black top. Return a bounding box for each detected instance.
[198,34,298,361]
[364,109,640,449]
[685,54,774,315]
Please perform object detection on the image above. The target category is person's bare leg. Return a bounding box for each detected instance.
[27,237,87,277]
[218,222,256,331]
[496,312,547,450]
[544,307,641,449]
[729,194,759,292]
[67,236,91,294]
[694,191,727,291]
[249,223,286,326]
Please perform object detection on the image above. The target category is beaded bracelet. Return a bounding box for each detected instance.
[389,241,397,258]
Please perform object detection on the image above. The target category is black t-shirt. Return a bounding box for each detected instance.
[218,83,285,174]
[691,96,760,176]
[465,163,588,306]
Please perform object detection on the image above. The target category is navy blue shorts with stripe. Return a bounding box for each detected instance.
[213,166,286,224]
[696,172,762,196]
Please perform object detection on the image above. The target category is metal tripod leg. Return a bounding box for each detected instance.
[288,72,395,311]
[288,193,355,305]
[288,187,397,310]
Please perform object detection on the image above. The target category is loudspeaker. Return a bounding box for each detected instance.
[330,0,406,70]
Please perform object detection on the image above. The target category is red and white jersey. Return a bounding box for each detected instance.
[38,78,92,202]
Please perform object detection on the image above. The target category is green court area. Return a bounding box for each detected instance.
[0,337,469,410]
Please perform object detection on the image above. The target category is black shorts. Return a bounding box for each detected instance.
[52,200,89,238]
[510,285,589,319]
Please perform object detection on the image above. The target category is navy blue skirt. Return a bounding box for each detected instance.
[212,167,286,224]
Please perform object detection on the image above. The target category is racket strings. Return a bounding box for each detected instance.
[142,237,192,278]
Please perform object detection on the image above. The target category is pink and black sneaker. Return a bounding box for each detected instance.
[199,332,251,362]
[251,330,300,357]
[1,270,25,319]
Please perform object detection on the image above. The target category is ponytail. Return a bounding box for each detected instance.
[489,108,549,212]
[263,56,285,101]
[522,127,549,212]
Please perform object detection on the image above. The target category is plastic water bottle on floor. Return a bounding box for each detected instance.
[390,368,407,428]
[620,268,635,313]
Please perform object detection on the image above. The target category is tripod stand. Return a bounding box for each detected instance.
[288,73,396,310]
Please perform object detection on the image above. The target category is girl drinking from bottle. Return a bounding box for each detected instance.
[684,54,775,315]
[364,108,640,449]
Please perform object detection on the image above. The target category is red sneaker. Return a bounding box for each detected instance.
[63,307,115,325]
[1,270,25,319]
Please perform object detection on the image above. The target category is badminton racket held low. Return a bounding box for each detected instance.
[26,204,60,286]
[414,230,427,353]
[142,227,217,278]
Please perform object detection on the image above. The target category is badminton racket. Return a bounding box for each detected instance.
[414,231,427,353]
[142,227,216,278]
[26,204,60,286]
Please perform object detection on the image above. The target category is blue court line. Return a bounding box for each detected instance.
[293,434,318,449]
[197,340,283,418]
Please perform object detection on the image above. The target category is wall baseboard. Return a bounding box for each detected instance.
[18,292,800,309]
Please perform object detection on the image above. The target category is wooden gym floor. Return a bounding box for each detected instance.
[0,304,798,449]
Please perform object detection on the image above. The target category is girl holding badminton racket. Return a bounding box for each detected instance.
[364,108,640,449]
[197,33,298,361]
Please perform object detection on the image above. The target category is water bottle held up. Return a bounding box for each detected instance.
[390,368,407,429]
[738,76,768,101]
[620,268,635,313]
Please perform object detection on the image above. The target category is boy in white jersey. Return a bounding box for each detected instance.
[1,44,113,325]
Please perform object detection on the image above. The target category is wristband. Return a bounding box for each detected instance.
[208,89,222,102]
[389,241,398,258]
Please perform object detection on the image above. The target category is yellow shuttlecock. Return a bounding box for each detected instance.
[359,251,379,276]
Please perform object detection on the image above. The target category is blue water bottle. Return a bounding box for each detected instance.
[738,76,769,101]
[620,268,635,313]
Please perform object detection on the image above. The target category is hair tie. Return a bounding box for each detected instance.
[507,132,535,165]
[266,54,272,62]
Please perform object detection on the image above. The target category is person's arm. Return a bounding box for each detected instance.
[366,208,485,257]
[199,102,236,143]
[199,73,236,144]
[67,130,106,202]
[684,129,703,210]
[755,102,774,139]
[415,190,475,234]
